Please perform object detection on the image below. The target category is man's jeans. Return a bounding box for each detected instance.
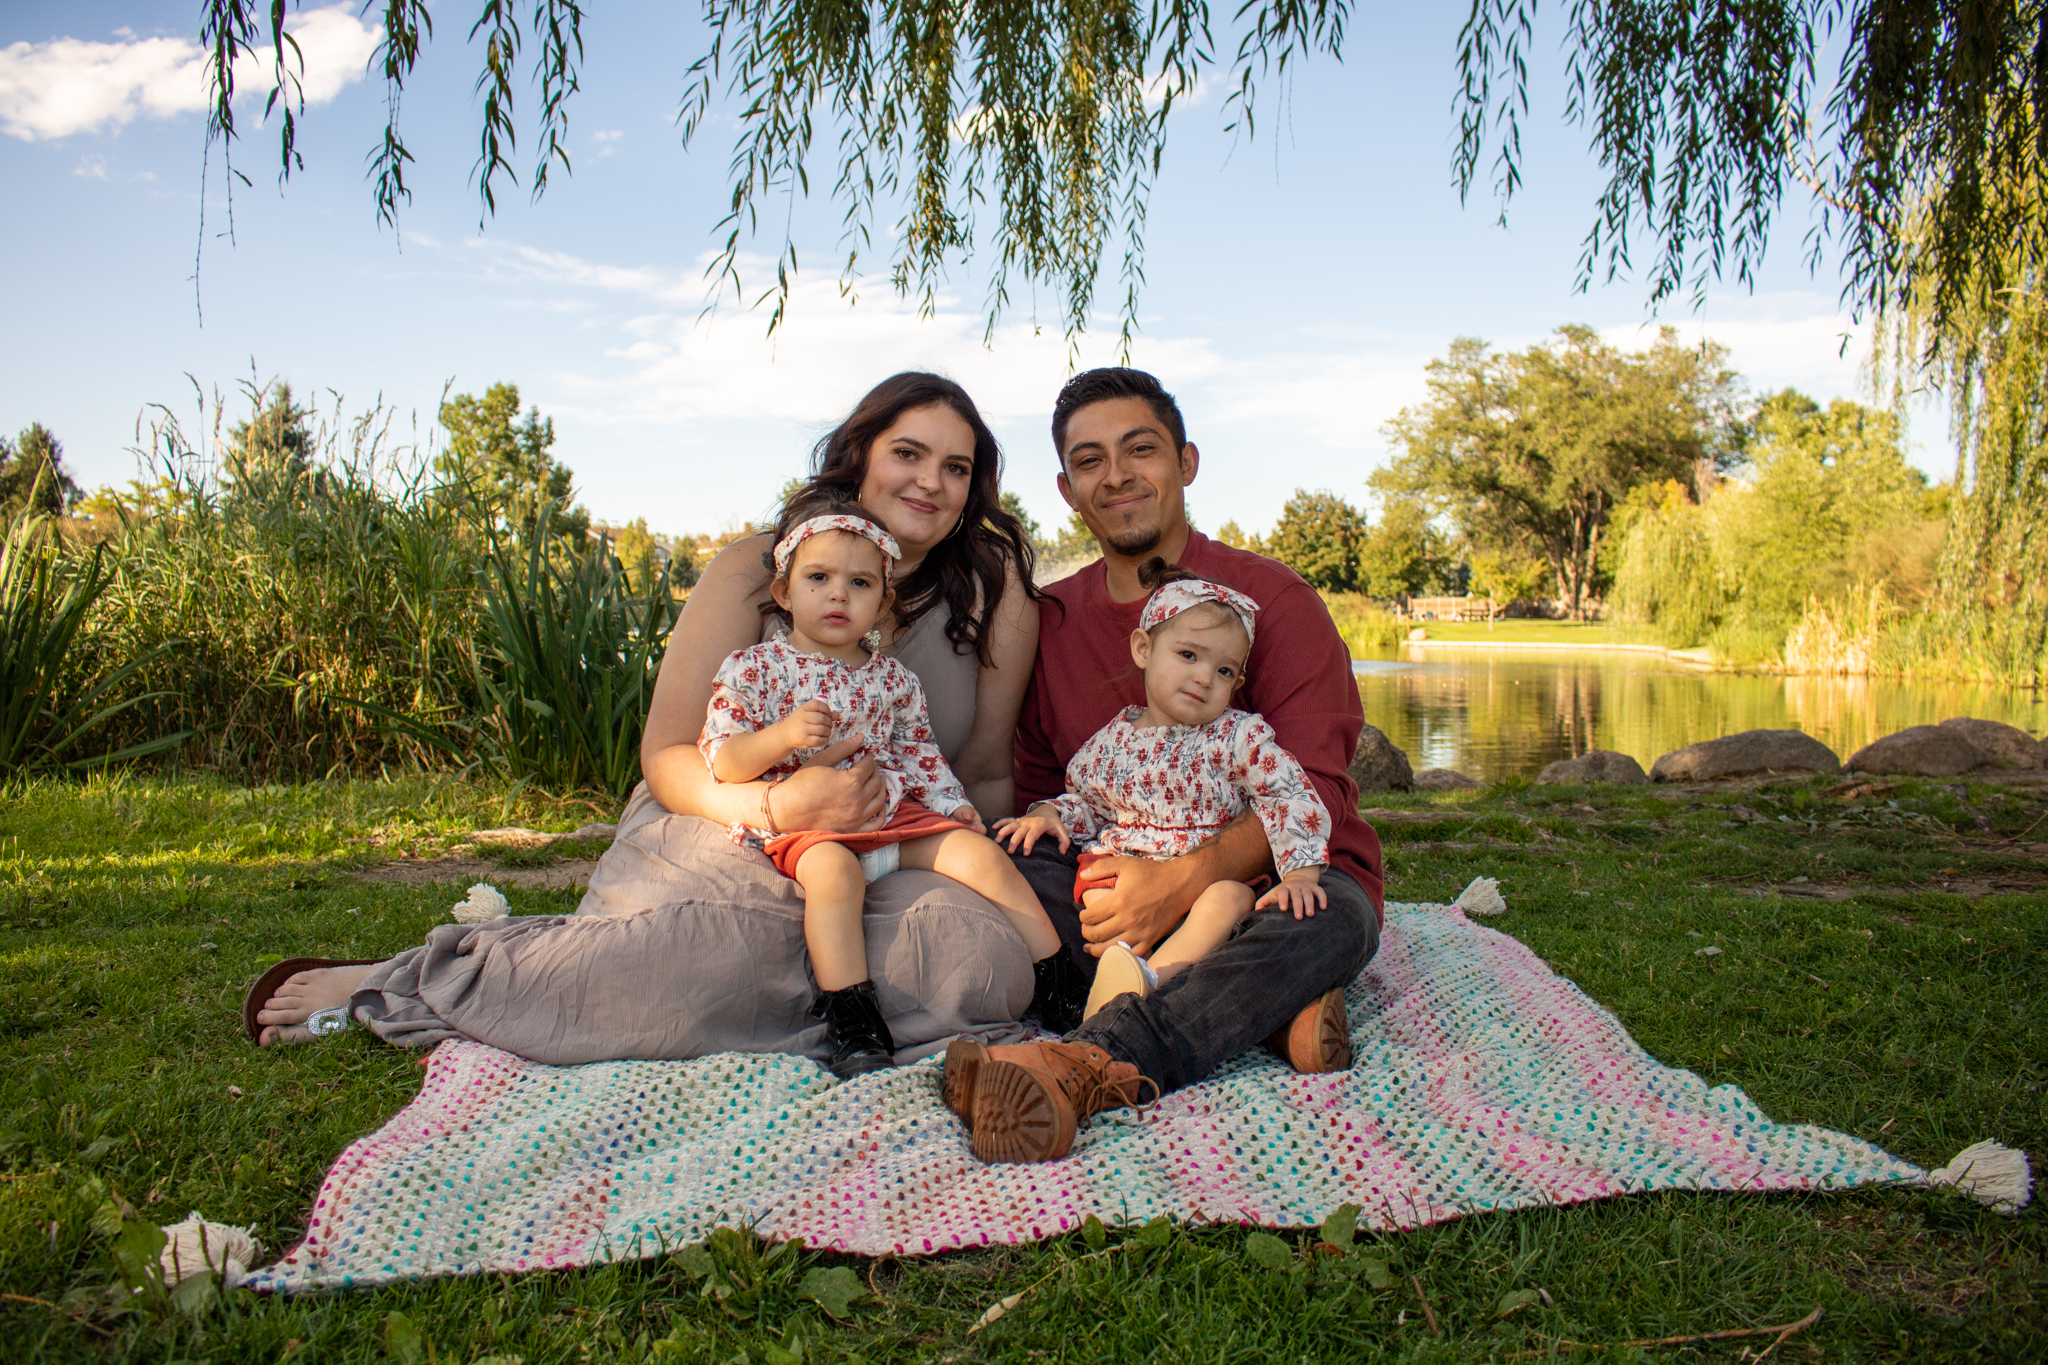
[1011,844,1380,1094]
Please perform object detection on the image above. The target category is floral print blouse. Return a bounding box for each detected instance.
[699,638,969,844]
[1046,706,1330,874]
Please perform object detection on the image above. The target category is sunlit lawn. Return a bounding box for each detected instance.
[1,772,2042,1361]
[1398,620,1631,646]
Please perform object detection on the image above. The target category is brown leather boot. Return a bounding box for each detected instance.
[940,1036,987,1123]
[1264,986,1352,1073]
[968,1041,1154,1164]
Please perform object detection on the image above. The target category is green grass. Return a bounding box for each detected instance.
[1395,621,1629,646]
[2,773,2043,1361]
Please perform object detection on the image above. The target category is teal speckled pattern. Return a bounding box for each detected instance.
[245,900,1929,1293]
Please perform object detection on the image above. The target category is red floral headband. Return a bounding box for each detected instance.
[772,514,902,579]
[1138,577,1259,646]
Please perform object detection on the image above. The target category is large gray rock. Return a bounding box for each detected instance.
[1845,725,1983,777]
[1349,724,1414,792]
[1650,729,1841,782]
[1413,767,1482,791]
[1940,717,2044,770]
[1538,750,1650,785]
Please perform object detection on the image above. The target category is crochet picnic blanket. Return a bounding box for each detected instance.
[244,897,2023,1293]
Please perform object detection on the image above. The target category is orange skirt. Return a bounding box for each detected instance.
[1073,851,1122,902]
[763,801,968,879]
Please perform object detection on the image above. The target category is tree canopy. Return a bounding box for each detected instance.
[1379,325,1741,619]
[437,383,590,541]
[1611,389,1939,650]
[0,424,81,520]
[1263,490,1369,593]
[200,2,2048,344]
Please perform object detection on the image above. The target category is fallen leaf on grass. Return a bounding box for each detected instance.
[799,1265,866,1320]
[1244,1231,1293,1270]
[1498,1288,1542,1317]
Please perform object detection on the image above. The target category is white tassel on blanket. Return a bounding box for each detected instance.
[158,1213,261,1287]
[1453,876,1507,916]
[451,882,511,924]
[1923,1140,2033,1212]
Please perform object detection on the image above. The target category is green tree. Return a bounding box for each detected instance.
[1705,391,1936,633]
[1262,490,1367,591]
[1887,164,2048,677]
[0,424,81,519]
[1356,497,1450,599]
[1611,480,1724,647]
[438,383,589,542]
[199,3,2041,347]
[1215,520,1255,551]
[1049,509,1101,566]
[226,383,315,488]
[1379,326,1741,619]
[999,491,1058,567]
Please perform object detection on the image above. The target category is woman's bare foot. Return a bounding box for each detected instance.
[255,963,378,1047]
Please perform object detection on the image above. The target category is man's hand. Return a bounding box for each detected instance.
[949,804,987,835]
[1254,867,1327,920]
[992,806,1071,855]
[773,737,887,832]
[1075,854,1202,959]
[772,699,836,754]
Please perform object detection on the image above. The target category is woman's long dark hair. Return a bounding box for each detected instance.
[774,372,1041,666]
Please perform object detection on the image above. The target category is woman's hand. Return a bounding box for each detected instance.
[993,808,1071,856]
[770,738,889,832]
[1254,869,1328,920]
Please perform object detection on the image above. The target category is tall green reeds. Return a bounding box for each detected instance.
[468,518,680,798]
[0,509,186,774]
[15,379,686,793]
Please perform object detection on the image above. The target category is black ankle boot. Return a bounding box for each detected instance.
[1029,951,1090,1036]
[811,980,897,1079]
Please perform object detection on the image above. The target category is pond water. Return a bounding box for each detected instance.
[1353,645,2048,782]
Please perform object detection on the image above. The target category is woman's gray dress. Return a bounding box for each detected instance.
[349,606,1034,1064]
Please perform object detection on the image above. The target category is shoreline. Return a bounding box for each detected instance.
[1355,638,1718,669]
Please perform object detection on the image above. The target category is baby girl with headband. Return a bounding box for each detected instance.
[699,502,1086,1078]
[994,558,1331,1020]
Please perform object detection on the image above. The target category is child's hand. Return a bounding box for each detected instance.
[993,809,1071,855]
[774,699,836,753]
[949,804,987,835]
[1255,869,1327,919]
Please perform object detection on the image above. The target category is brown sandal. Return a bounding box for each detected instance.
[241,957,380,1043]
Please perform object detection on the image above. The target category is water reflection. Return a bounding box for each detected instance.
[1354,647,2048,781]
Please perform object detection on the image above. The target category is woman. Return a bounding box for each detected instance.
[249,373,1046,1064]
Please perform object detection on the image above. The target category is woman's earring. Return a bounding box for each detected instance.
[947,512,967,539]
[863,626,884,653]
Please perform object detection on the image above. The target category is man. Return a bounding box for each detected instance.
[945,367,1384,1164]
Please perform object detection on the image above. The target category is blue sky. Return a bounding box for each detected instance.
[2,2,1945,540]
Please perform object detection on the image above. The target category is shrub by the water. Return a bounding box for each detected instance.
[1320,592,1406,655]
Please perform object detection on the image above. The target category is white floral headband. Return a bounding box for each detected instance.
[772,514,902,578]
[1139,577,1259,647]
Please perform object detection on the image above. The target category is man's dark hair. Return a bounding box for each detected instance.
[1050,367,1187,465]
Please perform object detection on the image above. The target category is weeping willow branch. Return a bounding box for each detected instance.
[198,2,2044,355]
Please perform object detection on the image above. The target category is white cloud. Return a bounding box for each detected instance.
[404,234,1924,528]
[1601,292,1875,404]
[0,6,378,142]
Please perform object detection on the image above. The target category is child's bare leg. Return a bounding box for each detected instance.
[900,830,1062,959]
[1148,881,1257,981]
[795,842,870,991]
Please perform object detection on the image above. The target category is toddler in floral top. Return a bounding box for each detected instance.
[995,560,1330,1019]
[699,505,1084,1078]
